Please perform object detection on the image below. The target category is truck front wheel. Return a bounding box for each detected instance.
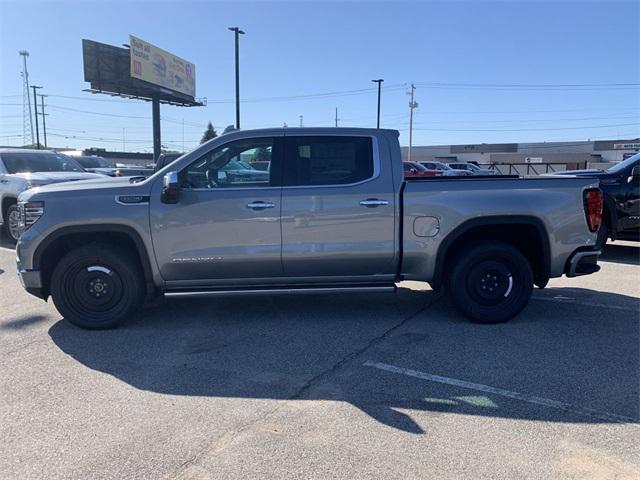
[50,244,144,329]
[447,241,533,324]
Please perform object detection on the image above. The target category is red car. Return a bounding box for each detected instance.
[403,161,441,177]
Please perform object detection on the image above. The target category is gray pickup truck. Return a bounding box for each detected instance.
[15,128,603,329]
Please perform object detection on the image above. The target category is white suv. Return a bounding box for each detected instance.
[0,149,105,242]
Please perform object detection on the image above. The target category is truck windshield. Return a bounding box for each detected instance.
[76,156,115,168]
[606,153,640,175]
[2,151,85,173]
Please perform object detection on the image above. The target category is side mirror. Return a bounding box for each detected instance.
[628,165,640,183]
[161,171,180,204]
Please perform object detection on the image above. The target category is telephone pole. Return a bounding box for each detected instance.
[228,27,245,129]
[371,79,383,128]
[31,85,42,149]
[334,107,339,127]
[37,94,48,148]
[407,83,418,162]
[19,51,34,146]
[299,115,303,127]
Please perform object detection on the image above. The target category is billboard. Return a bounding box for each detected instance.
[82,39,201,106]
[129,35,196,97]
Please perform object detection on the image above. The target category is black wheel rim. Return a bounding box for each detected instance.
[64,264,125,322]
[466,259,514,306]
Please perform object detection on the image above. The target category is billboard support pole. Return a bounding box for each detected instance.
[152,96,161,162]
[228,27,245,129]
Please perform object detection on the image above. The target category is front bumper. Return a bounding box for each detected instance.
[565,247,601,277]
[16,248,45,299]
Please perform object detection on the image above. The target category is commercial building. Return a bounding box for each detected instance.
[402,138,639,174]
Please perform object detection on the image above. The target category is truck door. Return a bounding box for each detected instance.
[280,135,396,279]
[150,136,284,282]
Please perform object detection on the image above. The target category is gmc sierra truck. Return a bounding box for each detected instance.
[15,128,603,329]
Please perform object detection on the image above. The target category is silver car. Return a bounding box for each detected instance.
[448,162,496,175]
[0,149,105,242]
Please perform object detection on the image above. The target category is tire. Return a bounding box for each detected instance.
[595,220,609,250]
[50,244,144,329]
[447,241,533,324]
[3,203,20,243]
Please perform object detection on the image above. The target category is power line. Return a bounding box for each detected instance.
[414,82,640,91]
[411,122,640,132]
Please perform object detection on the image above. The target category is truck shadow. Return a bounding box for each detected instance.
[48,286,639,434]
[600,243,640,266]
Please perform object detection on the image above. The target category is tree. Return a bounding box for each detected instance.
[200,122,217,144]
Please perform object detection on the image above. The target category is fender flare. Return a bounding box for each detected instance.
[602,193,618,239]
[33,224,155,297]
[431,215,551,289]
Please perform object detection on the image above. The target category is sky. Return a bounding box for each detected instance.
[1,0,639,152]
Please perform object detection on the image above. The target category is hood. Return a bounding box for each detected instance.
[85,167,118,175]
[29,174,139,193]
[9,171,107,184]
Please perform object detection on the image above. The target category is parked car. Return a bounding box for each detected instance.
[153,153,184,173]
[544,153,639,248]
[449,162,496,175]
[403,161,441,177]
[0,149,106,242]
[15,128,602,329]
[114,163,155,177]
[249,160,270,171]
[420,161,472,176]
[74,155,119,176]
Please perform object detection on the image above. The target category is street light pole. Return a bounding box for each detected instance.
[38,94,48,148]
[371,79,383,128]
[228,26,245,129]
[31,85,42,148]
[408,83,417,162]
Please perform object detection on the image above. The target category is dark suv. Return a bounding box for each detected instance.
[551,153,640,248]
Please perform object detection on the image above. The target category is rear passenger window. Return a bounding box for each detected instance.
[284,136,374,186]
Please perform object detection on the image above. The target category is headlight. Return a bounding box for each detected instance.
[17,201,44,233]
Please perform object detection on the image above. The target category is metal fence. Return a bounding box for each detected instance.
[477,161,588,176]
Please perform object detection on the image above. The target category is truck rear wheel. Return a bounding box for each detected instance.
[50,244,144,329]
[447,241,533,324]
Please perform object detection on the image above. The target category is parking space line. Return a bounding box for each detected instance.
[532,295,639,312]
[363,361,638,425]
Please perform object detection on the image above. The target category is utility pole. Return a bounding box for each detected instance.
[299,115,303,127]
[182,119,185,152]
[334,107,339,127]
[372,79,384,128]
[19,51,34,146]
[122,128,126,152]
[31,85,42,149]
[407,83,418,162]
[228,26,245,129]
[37,94,48,148]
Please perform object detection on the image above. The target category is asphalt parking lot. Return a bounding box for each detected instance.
[1,238,639,479]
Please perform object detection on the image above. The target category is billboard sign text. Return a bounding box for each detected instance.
[129,35,195,97]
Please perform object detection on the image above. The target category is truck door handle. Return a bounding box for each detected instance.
[359,199,389,208]
[247,201,276,210]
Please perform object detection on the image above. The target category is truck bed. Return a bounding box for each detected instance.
[401,176,600,282]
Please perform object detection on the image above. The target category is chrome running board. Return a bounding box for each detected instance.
[164,284,396,298]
